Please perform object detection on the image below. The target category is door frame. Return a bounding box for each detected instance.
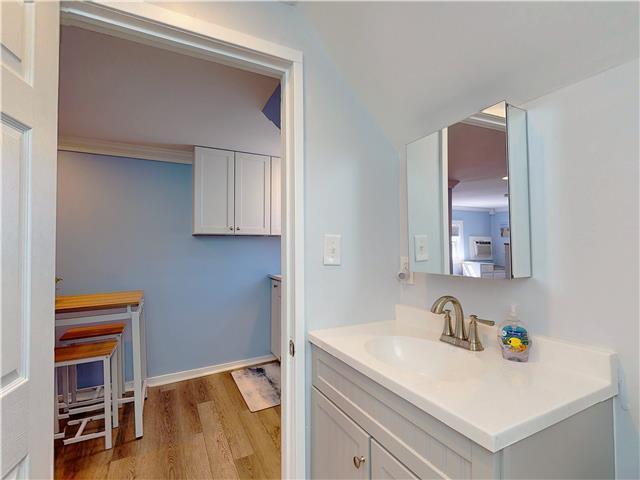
[59,2,306,477]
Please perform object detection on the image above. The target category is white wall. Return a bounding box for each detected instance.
[58,25,281,155]
[156,0,401,334]
[154,2,401,473]
[400,60,640,478]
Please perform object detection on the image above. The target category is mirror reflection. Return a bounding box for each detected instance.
[407,102,531,279]
[449,103,509,278]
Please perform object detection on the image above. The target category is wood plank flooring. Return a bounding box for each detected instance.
[54,370,281,479]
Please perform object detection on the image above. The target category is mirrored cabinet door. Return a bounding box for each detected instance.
[407,102,531,279]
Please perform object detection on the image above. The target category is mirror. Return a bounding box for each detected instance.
[407,102,531,279]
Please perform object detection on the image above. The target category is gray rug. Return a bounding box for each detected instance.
[231,362,281,412]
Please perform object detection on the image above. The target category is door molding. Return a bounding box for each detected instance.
[59,2,306,477]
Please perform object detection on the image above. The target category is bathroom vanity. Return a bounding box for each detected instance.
[309,305,618,479]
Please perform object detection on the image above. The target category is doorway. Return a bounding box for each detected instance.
[1,2,305,478]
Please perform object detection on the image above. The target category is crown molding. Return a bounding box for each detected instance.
[58,136,194,164]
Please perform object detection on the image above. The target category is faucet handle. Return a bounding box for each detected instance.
[441,309,453,337]
[467,315,491,351]
[468,315,495,352]
[469,314,495,326]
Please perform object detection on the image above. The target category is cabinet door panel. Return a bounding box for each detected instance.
[193,147,234,234]
[270,156,282,235]
[371,440,419,480]
[235,152,270,235]
[312,388,370,480]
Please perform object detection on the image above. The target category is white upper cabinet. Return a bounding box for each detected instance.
[270,156,282,235]
[193,147,235,234]
[193,146,278,236]
[234,152,271,235]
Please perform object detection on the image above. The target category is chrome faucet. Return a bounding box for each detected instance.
[430,295,495,351]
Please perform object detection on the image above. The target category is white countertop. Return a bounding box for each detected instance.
[268,274,282,281]
[308,304,618,452]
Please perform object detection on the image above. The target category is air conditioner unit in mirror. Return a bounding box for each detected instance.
[469,236,493,260]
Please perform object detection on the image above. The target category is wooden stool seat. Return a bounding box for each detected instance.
[55,340,118,363]
[54,339,120,449]
[60,323,126,341]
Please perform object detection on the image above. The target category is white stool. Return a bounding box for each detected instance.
[54,340,119,449]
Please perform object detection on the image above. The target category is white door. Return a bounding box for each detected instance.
[1,1,59,478]
[311,388,371,479]
[234,152,270,235]
[270,156,282,235]
[192,146,235,234]
[371,440,418,480]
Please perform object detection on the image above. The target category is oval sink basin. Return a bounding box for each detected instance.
[364,336,486,382]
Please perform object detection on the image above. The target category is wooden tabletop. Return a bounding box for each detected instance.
[55,290,144,314]
[55,340,117,363]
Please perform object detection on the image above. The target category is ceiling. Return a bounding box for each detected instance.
[58,26,281,156]
[449,123,508,209]
[298,2,639,148]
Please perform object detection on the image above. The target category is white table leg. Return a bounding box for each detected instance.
[62,366,70,408]
[70,366,77,404]
[102,357,112,450]
[54,367,60,434]
[139,303,148,399]
[111,349,119,428]
[116,334,125,401]
[131,306,144,438]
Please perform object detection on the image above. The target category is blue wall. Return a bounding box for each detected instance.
[490,211,510,268]
[56,151,280,385]
[452,209,491,260]
[452,209,509,267]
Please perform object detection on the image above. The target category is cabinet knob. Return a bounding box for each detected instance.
[353,456,366,469]
[236,227,240,231]
[229,226,233,231]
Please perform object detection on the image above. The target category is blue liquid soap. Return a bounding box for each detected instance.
[497,305,531,362]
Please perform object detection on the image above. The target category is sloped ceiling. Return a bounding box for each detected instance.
[298,2,639,147]
[58,26,281,155]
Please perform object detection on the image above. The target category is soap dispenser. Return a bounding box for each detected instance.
[497,305,531,362]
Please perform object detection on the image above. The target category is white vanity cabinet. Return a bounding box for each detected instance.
[312,388,419,480]
[312,389,370,479]
[311,345,614,480]
[193,146,280,235]
[270,277,281,360]
[371,440,419,480]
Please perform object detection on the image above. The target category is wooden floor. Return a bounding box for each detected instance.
[54,370,281,479]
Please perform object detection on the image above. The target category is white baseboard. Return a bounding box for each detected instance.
[143,354,277,388]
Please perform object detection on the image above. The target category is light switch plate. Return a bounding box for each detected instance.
[414,234,429,262]
[323,234,341,266]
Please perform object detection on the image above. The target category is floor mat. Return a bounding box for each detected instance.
[231,362,281,412]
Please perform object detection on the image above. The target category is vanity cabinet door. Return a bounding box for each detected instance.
[371,440,418,480]
[312,388,371,480]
